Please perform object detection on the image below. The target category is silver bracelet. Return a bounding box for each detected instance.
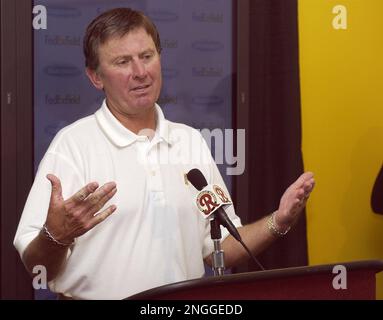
[42,224,74,247]
[267,212,291,237]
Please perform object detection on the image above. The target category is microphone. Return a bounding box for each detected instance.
[186,168,242,242]
[186,168,265,271]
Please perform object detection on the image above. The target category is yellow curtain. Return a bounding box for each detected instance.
[298,0,383,299]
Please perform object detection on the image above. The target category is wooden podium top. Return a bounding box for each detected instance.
[127,260,383,300]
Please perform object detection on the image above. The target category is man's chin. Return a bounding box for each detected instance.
[134,99,156,111]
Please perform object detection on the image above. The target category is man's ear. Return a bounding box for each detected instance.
[86,67,104,90]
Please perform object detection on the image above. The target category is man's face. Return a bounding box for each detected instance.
[88,27,162,117]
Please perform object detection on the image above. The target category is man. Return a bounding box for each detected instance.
[14,8,314,300]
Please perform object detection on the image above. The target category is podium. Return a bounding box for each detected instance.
[128,260,383,300]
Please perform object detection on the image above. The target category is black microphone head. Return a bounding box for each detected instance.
[187,168,208,191]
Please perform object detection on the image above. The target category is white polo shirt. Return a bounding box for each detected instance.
[14,101,241,300]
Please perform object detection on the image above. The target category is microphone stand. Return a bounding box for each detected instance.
[210,216,225,276]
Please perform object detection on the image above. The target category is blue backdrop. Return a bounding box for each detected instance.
[33,0,234,299]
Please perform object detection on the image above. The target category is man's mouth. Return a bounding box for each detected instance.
[131,84,151,92]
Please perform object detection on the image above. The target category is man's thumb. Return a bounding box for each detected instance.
[46,174,63,203]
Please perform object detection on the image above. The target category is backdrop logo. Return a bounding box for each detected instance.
[191,96,223,106]
[45,94,81,105]
[46,6,82,18]
[162,68,179,79]
[44,64,82,77]
[192,67,222,77]
[192,40,224,52]
[192,12,223,23]
[147,10,178,22]
[162,39,178,49]
[45,35,80,46]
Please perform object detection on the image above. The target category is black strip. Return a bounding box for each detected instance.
[239,0,308,271]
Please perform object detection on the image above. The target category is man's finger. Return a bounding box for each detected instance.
[296,188,305,201]
[293,172,314,189]
[86,186,117,217]
[303,181,312,191]
[69,182,100,204]
[47,174,63,204]
[84,181,116,206]
[87,205,117,229]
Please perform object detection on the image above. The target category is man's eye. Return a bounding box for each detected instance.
[116,59,130,66]
[143,54,152,60]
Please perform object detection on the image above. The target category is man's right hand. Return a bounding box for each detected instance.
[44,174,117,244]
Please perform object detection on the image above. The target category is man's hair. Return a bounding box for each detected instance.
[83,7,162,70]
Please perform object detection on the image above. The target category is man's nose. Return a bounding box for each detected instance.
[131,60,147,79]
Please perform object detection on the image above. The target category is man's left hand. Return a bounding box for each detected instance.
[274,172,315,232]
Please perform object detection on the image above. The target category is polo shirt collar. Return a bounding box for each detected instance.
[95,100,172,148]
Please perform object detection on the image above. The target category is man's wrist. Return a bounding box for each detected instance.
[41,224,74,247]
[267,212,291,237]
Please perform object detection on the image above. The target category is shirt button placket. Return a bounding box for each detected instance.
[147,145,164,204]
